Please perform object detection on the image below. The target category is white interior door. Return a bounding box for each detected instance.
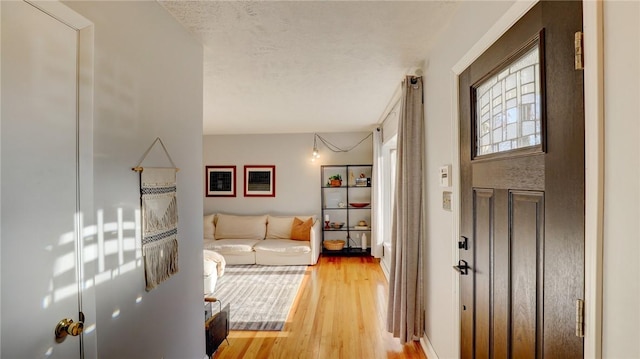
[1,1,84,357]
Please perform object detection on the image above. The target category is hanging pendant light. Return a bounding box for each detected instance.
[311,134,320,161]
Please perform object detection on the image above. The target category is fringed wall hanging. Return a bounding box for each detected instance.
[133,137,179,291]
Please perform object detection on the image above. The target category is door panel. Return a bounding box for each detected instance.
[510,191,544,359]
[472,190,546,359]
[492,190,509,359]
[1,1,82,358]
[473,188,494,359]
[472,155,544,190]
[459,2,584,358]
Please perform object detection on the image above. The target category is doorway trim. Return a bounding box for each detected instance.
[449,1,603,358]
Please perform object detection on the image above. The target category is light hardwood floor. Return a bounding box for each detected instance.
[212,255,427,359]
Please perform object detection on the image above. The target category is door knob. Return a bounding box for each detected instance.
[55,318,83,339]
[453,259,469,275]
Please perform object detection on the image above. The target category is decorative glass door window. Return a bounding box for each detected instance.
[472,33,544,158]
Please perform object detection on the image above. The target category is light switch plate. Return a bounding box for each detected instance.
[439,165,452,187]
[443,191,452,211]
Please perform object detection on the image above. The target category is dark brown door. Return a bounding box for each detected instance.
[458,2,584,358]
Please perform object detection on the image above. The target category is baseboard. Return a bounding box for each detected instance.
[420,335,439,359]
[380,258,390,280]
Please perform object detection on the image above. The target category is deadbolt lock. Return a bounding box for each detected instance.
[55,318,84,339]
[458,236,469,250]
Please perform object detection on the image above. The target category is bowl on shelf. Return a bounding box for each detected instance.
[324,240,345,250]
[349,202,370,208]
[331,222,344,229]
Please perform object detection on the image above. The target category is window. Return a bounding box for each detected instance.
[472,33,544,158]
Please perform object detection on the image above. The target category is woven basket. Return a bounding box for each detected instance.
[324,240,345,251]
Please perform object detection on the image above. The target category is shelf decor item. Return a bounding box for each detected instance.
[354,220,369,230]
[324,240,345,251]
[349,202,370,208]
[355,177,368,187]
[329,174,342,187]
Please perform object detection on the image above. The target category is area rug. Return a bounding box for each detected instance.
[209,265,308,331]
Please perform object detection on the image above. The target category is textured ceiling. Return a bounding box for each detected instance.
[159,1,459,135]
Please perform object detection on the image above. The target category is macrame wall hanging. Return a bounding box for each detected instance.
[133,137,179,291]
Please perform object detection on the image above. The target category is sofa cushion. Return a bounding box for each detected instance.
[253,239,311,255]
[204,214,216,240]
[205,238,261,254]
[266,216,295,239]
[291,217,313,241]
[215,213,267,240]
[204,239,216,250]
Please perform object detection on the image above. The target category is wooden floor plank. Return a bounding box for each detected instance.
[212,256,427,359]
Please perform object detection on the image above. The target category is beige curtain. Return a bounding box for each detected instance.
[387,76,424,343]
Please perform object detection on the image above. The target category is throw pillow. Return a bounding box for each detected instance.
[290,217,313,241]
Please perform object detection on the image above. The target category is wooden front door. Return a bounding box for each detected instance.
[458,1,584,358]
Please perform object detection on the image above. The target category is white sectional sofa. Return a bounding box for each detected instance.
[203,213,321,266]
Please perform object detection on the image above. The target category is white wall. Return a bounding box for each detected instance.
[420,1,516,358]
[602,1,640,358]
[63,2,205,358]
[203,132,372,216]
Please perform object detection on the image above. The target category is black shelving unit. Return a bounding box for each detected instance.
[320,164,372,256]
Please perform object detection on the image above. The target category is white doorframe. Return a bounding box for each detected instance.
[582,2,604,357]
[448,1,603,358]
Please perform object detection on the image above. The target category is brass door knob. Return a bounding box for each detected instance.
[55,318,84,339]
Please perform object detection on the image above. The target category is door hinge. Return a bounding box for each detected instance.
[574,31,584,70]
[576,299,585,337]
